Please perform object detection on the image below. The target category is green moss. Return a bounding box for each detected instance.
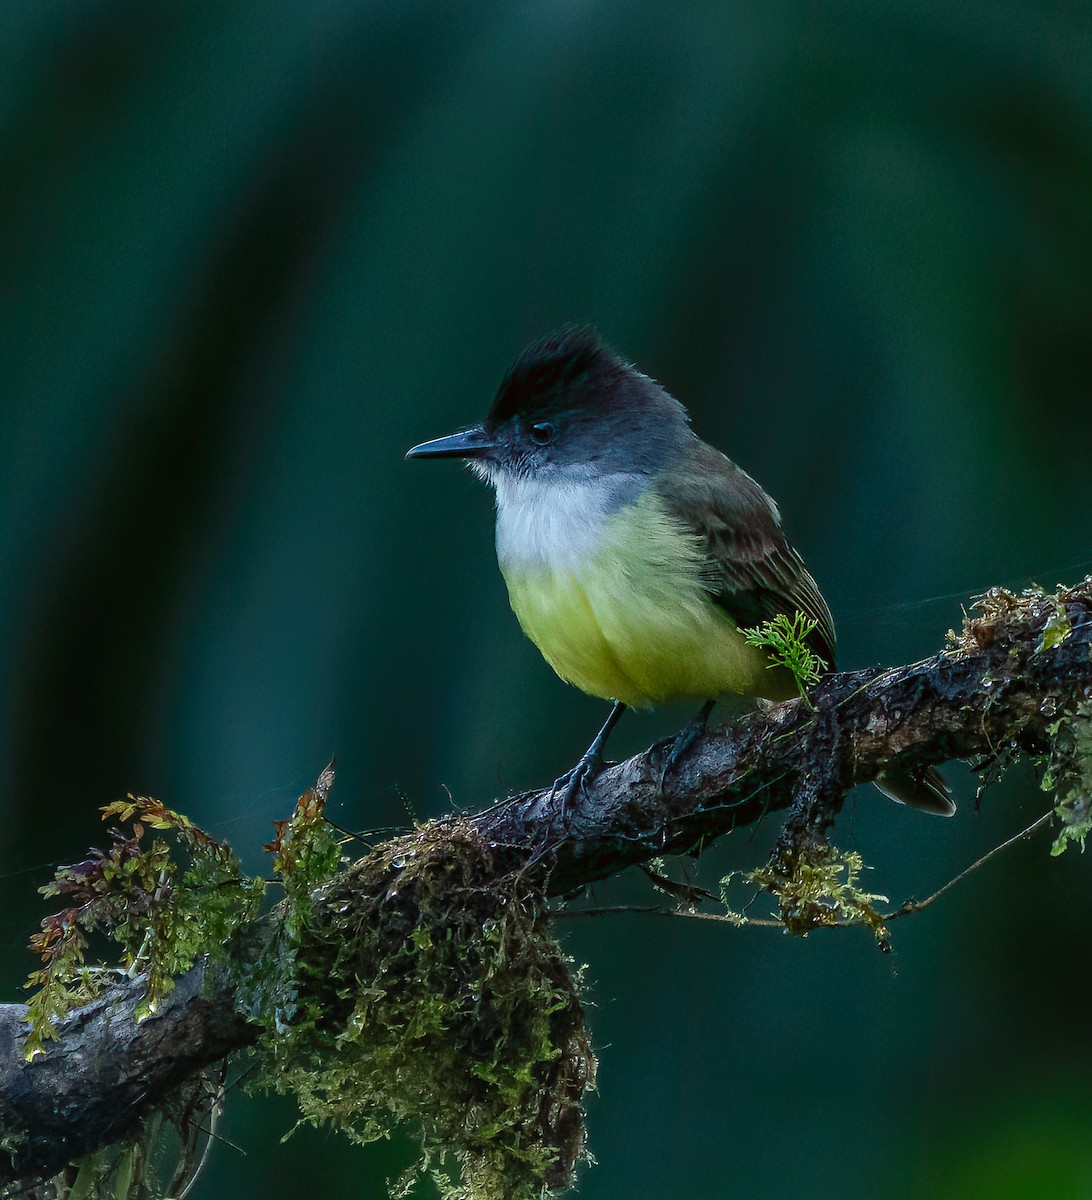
[260,818,595,1199]
[1039,598,1072,652]
[24,796,264,1056]
[722,842,890,949]
[949,582,1077,659]
[1044,701,1092,855]
[22,770,595,1198]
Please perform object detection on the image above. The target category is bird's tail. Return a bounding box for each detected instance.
[874,765,955,816]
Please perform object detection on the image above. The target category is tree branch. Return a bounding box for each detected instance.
[3,579,1090,1190]
[0,962,253,1190]
[482,580,1091,893]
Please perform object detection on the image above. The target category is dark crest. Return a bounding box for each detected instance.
[486,326,625,428]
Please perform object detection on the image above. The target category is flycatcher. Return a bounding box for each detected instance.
[407,327,952,815]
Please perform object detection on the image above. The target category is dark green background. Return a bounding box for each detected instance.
[3,3,1092,1197]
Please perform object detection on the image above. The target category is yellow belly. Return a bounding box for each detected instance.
[499,493,784,708]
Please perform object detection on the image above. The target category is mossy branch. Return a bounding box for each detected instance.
[2,579,1092,1196]
[481,579,1092,894]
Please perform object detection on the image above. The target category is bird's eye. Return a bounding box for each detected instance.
[530,421,556,445]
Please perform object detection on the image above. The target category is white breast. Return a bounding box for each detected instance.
[493,471,632,573]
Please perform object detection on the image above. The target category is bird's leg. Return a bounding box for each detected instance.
[550,701,627,810]
[658,698,716,793]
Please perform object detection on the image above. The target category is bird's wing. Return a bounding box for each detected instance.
[658,440,837,670]
[658,443,959,816]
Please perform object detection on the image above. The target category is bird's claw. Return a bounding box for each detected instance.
[549,754,602,812]
[658,699,716,794]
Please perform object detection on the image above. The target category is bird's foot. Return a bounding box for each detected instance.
[547,700,627,815]
[549,753,603,812]
[658,699,716,794]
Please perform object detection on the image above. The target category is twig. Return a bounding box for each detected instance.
[553,809,1056,930]
[885,809,1054,919]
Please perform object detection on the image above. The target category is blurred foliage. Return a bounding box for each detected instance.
[2,1,1091,1197]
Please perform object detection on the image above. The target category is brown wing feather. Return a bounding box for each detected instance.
[658,441,956,813]
[659,439,837,670]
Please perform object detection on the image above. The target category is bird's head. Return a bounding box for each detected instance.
[406,326,690,485]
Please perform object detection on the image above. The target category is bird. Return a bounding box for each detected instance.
[406,326,953,816]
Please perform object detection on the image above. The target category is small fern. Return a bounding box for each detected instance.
[743,611,827,698]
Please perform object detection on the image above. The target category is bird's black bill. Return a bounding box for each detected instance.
[405,426,494,460]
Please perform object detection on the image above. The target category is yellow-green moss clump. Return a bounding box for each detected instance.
[1044,700,1092,855]
[256,816,596,1200]
[722,841,890,948]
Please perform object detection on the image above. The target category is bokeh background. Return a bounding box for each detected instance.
[3,3,1092,1197]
